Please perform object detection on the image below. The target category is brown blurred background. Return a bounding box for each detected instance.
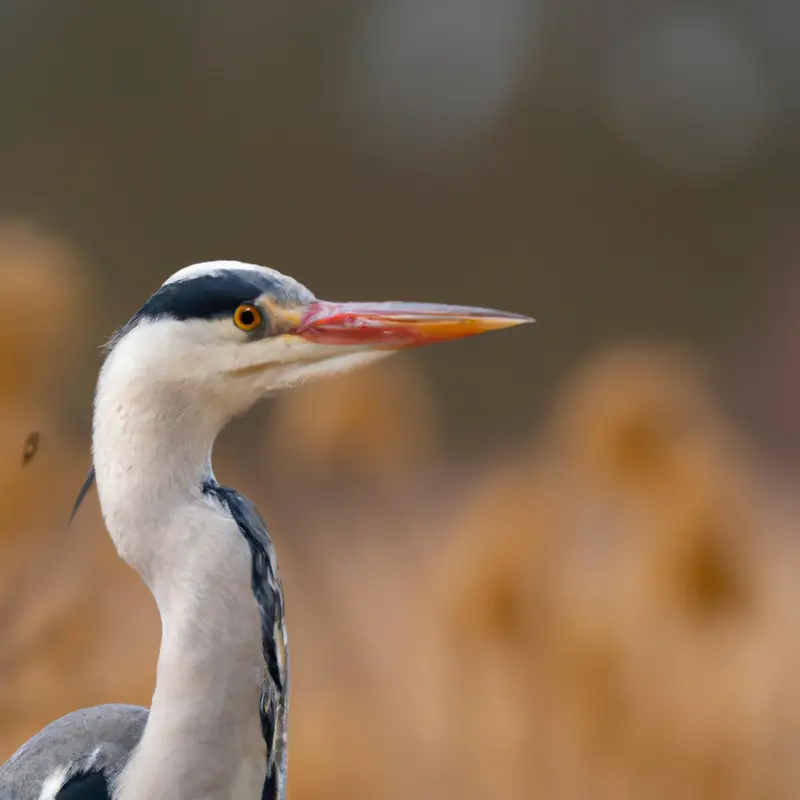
[2,2,800,798]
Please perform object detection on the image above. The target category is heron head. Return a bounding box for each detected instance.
[104,260,532,421]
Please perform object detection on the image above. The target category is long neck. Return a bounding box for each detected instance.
[93,354,268,800]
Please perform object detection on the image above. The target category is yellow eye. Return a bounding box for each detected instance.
[233,304,263,332]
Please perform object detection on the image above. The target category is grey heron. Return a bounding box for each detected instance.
[0,261,531,800]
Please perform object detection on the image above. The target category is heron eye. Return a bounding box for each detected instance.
[234,304,263,332]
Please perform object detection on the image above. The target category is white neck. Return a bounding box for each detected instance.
[93,346,268,800]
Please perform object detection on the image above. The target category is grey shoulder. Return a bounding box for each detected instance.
[0,704,148,799]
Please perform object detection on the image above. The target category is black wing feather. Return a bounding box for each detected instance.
[56,768,110,800]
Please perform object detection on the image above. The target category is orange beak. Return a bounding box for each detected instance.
[291,301,533,349]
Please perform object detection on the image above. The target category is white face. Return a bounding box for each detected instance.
[107,262,394,420]
[103,259,530,425]
[120,316,390,391]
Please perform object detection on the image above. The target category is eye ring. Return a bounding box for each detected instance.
[233,304,263,332]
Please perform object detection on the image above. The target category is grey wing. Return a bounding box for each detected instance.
[0,704,148,799]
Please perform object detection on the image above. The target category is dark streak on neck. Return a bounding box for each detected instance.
[201,478,289,800]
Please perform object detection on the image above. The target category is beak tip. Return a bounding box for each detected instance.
[488,312,535,330]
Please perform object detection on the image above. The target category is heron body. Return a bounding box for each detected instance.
[0,261,530,800]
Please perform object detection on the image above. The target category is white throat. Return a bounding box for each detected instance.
[92,338,268,800]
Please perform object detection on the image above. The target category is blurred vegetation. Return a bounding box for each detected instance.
[2,226,800,800]
[1,1,800,456]
[2,4,800,797]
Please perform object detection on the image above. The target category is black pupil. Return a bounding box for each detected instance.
[239,307,256,327]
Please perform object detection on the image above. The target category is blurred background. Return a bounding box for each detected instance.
[2,2,800,798]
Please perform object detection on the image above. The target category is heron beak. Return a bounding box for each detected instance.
[289,301,534,349]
